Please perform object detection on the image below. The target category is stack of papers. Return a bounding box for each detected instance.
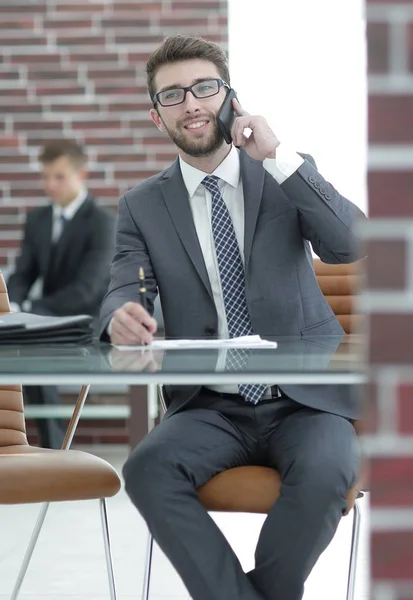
[115,335,277,350]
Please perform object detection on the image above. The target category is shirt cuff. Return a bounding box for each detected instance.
[21,300,32,312]
[263,142,305,184]
[9,302,21,313]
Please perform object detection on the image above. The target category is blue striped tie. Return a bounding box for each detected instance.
[202,175,266,404]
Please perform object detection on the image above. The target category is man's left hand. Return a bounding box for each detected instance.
[231,98,280,161]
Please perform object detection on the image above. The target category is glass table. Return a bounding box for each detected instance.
[0,334,366,447]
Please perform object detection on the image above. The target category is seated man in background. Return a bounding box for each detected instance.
[7,139,116,449]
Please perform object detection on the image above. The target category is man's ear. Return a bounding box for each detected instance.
[150,108,166,132]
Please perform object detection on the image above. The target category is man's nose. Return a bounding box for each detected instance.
[183,90,201,111]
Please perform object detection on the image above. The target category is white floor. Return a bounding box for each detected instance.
[0,445,370,600]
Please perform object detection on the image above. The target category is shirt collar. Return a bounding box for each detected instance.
[53,188,88,220]
[179,146,240,198]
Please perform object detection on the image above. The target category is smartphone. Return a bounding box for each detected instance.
[217,88,238,144]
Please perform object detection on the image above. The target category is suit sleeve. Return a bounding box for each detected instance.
[30,209,116,316]
[280,154,367,263]
[7,213,40,305]
[99,195,158,339]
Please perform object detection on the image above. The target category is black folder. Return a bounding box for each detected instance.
[0,313,94,345]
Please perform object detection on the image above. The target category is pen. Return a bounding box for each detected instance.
[139,266,148,311]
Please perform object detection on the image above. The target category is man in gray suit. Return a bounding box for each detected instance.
[100,35,366,600]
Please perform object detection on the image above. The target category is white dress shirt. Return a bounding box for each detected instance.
[179,143,304,394]
[10,188,88,313]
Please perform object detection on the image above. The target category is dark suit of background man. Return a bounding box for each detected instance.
[7,139,115,449]
[100,35,367,600]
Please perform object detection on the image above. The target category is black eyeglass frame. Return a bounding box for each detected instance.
[152,78,229,107]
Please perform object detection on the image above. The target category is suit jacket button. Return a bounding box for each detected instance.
[319,188,326,195]
[205,326,216,336]
[309,175,316,184]
[325,193,333,201]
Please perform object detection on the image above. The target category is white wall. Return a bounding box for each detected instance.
[228,0,368,213]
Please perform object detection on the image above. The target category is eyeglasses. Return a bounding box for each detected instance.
[153,78,229,107]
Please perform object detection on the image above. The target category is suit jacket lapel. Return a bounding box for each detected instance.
[240,150,265,270]
[160,160,213,300]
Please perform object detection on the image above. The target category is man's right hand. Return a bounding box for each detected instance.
[110,302,158,346]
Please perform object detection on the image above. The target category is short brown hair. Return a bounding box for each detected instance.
[146,35,230,102]
[39,139,87,169]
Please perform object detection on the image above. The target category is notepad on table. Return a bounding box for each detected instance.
[115,335,277,350]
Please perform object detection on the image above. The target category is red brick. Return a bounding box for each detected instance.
[365,240,407,291]
[372,531,413,580]
[0,172,38,181]
[28,68,79,81]
[43,18,94,29]
[367,22,389,74]
[0,155,30,164]
[158,17,209,27]
[363,381,379,434]
[1,36,45,47]
[0,88,27,97]
[0,18,35,30]
[49,103,101,113]
[114,34,163,45]
[10,54,62,65]
[68,53,120,65]
[0,135,20,148]
[107,102,151,112]
[13,120,64,132]
[398,384,413,435]
[0,4,45,14]
[88,68,137,80]
[369,314,413,364]
[56,35,107,46]
[142,136,170,145]
[409,24,413,73]
[84,136,135,146]
[171,1,223,9]
[88,187,122,198]
[54,2,107,12]
[9,188,44,198]
[370,457,413,507]
[0,69,20,80]
[93,84,146,95]
[71,120,123,131]
[369,97,413,144]
[100,17,150,27]
[0,239,21,249]
[97,152,148,163]
[114,169,158,180]
[368,172,413,218]
[111,2,162,11]
[34,84,86,97]
[127,52,152,64]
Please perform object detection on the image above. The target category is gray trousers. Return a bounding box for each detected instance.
[123,389,361,600]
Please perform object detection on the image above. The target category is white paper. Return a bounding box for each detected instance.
[115,335,278,350]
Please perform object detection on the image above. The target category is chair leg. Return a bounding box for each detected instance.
[346,500,362,600]
[10,502,50,600]
[142,531,154,600]
[100,498,117,600]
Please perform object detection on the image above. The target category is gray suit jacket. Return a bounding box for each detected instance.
[100,150,366,419]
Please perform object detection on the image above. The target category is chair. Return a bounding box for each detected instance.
[0,272,121,600]
[313,258,364,334]
[141,386,363,600]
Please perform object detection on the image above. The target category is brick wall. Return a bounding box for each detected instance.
[0,0,228,269]
[365,1,413,599]
[0,0,228,445]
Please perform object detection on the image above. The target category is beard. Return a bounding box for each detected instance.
[164,117,225,157]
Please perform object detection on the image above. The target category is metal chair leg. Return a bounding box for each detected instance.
[100,498,117,600]
[346,500,362,600]
[10,502,50,600]
[142,531,154,600]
